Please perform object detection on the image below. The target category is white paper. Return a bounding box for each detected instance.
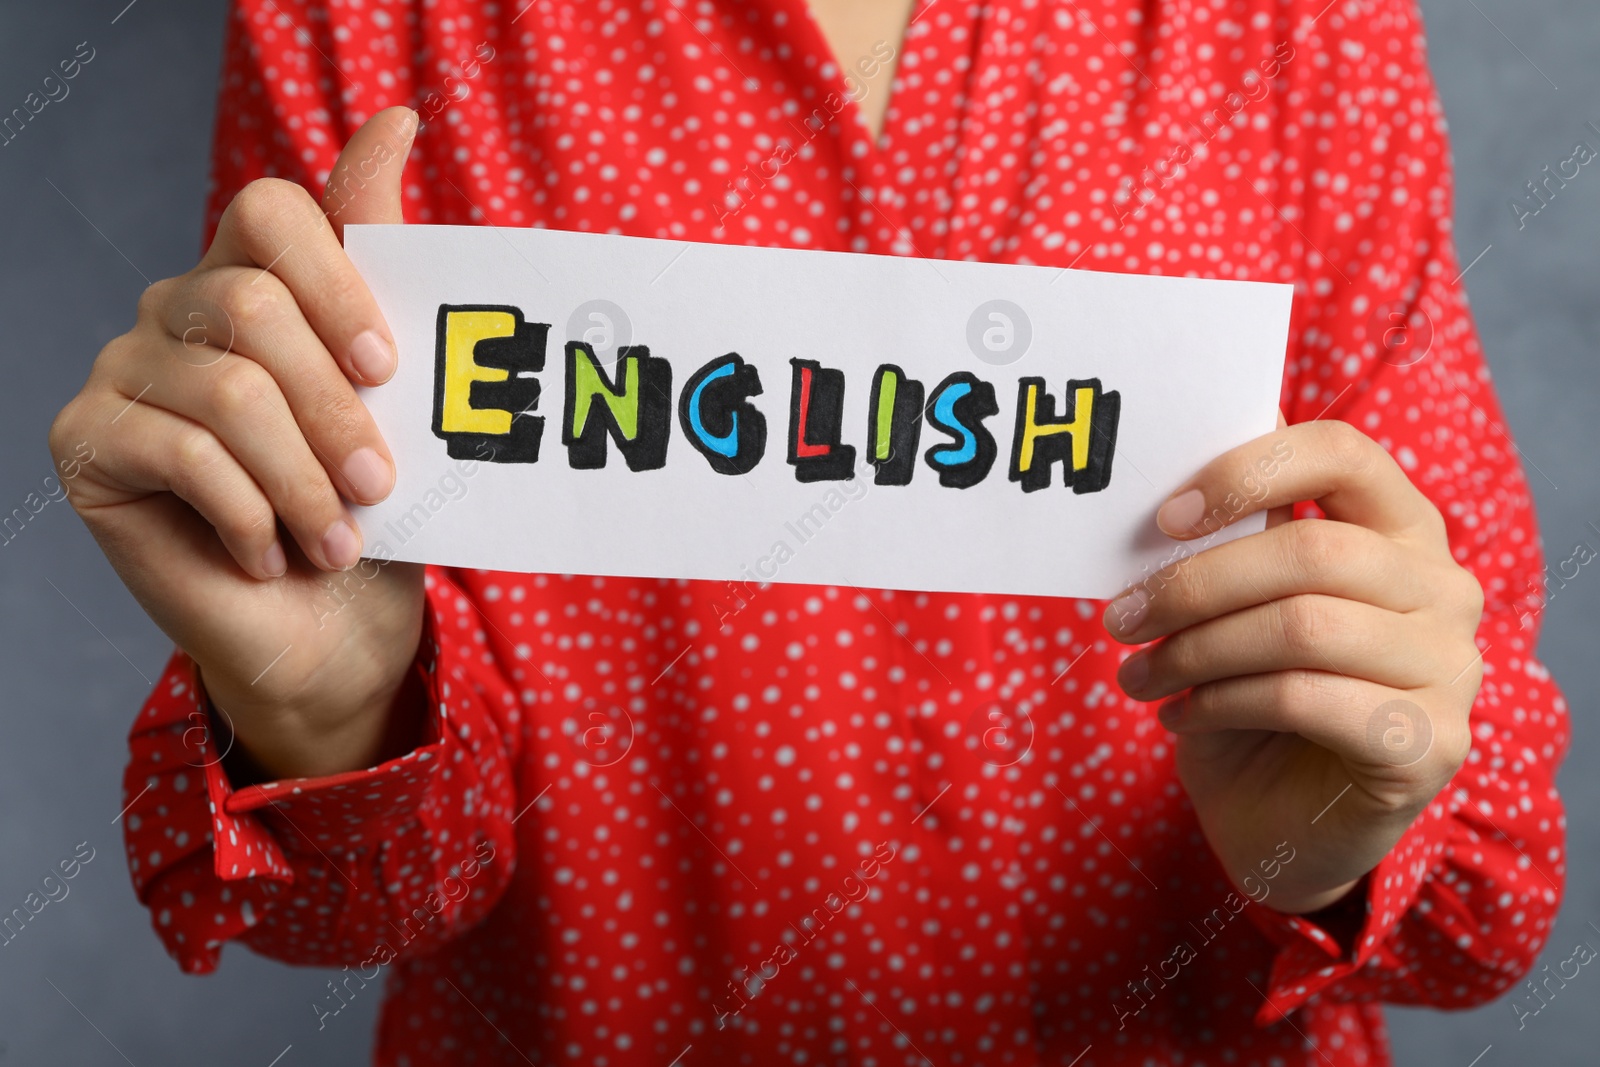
[345,225,1291,600]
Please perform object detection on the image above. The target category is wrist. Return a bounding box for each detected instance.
[197,624,424,782]
[1259,876,1361,916]
[199,585,427,782]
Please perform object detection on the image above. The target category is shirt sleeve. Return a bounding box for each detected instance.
[124,2,520,974]
[201,0,414,245]
[1240,0,1570,1022]
[121,568,526,974]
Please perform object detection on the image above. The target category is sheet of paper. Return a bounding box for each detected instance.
[345,225,1292,600]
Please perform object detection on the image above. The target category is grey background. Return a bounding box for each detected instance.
[0,1,1593,1064]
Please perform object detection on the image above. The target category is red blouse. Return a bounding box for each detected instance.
[122,1,1569,1064]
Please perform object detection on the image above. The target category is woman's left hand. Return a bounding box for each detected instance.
[1103,419,1485,915]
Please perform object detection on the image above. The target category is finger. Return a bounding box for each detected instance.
[1160,671,1469,788]
[1160,670,1397,753]
[86,398,285,580]
[1154,420,1446,545]
[1103,518,1429,641]
[1117,595,1439,702]
[319,104,416,236]
[1264,411,1292,531]
[159,266,394,506]
[200,107,418,386]
[120,338,364,572]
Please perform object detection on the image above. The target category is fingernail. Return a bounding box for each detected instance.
[261,540,287,578]
[322,519,361,570]
[1105,587,1150,636]
[1157,695,1186,728]
[1119,652,1150,697]
[349,330,396,384]
[341,447,394,503]
[1157,488,1206,537]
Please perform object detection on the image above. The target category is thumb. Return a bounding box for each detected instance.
[322,106,418,238]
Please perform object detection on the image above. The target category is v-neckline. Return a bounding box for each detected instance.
[783,0,927,162]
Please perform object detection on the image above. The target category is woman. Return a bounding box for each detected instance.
[50,0,1567,1062]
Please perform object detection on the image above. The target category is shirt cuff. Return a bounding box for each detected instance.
[195,607,454,883]
[1245,799,1451,1024]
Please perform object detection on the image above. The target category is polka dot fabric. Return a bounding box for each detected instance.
[121,0,1569,1064]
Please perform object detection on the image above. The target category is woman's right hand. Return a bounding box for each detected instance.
[48,107,427,781]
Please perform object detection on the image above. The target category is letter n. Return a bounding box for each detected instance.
[563,343,673,470]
